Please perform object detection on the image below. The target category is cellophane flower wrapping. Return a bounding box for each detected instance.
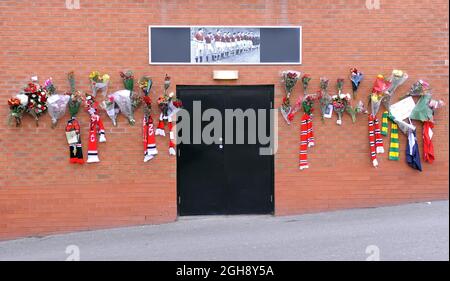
[89,71,110,97]
[101,95,119,126]
[280,70,301,124]
[346,100,367,123]
[332,93,350,125]
[383,70,408,110]
[405,80,430,98]
[370,93,383,116]
[350,68,364,98]
[111,90,133,125]
[319,78,331,120]
[167,99,182,118]
[47,94,70,127]
[23,82,48,126]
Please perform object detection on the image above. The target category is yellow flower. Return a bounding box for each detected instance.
[393,69,403,77]
[89,71,100,80]
[377,74,384,79]
[371,93,380,102]
[102,74,110,82]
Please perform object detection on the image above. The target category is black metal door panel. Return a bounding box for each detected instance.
[224,87,274,214]
[177,85,274,216]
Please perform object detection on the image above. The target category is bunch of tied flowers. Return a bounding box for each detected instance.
[383,69,408,110]
[44,77,70,128]
[346,100,368,123]
[22,79,48,126]
[318,77,331,121]
[89,70,110,97]
[7,95,27,127]
[301,73,312,95]
[287,73,312,122]
[279,70,301,124]
[349,67,364,98]
[100,94,119,126]
[139,76,153,116]
[332,91,351,125]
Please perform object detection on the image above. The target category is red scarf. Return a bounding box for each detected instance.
[143,115,158,162]
[87,113,105,163]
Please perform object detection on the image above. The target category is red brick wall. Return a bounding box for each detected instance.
[0,0,448,240]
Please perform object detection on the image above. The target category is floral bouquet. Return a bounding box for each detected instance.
[23,81,48,126]
[402,80,430,98]
[336,78,345,94]
[109,90,141,125]
[139,76,153,116]
[68,90,83,118]
[121,70,142,125]
[120,70,134,92]
[157,94,170,117]
[370,74,390,115]
[350,68,364,98]
[286,74,312,121]
[164,73,171,94]
[332,92,351,125]
[44,78,70,128]
[89,71,110,97]
[167,92,183,118]
[318,77,332,120]
[302,93,317,115]
[7,95,28,127]
[383,69,408,110]
[44,77,57,96]
[156,74,174,119]
[280,70,301,124]
[47,95,70,128]
[346,100,368,123]
[100,95,120,126]
[301,73,312,95]
[139,76,153,95]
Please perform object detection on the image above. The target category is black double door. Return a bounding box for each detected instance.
[177,85,274,216]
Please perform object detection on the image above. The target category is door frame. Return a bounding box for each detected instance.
[176,85,275,216]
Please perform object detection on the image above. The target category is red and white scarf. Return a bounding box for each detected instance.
[155,113,176,156]
[87,113,106,163]
[299,113,314,170]
[368,114,384,167]
[143,115,158,162]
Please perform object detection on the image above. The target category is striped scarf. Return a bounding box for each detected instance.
[155,113,176,156]
[368,114,384,167]
[87,113,106,163]
[143,115,158,162]
[381,111,400,161]
[381,111,389,136]
[299,113,314,170]
[388,123,399,160]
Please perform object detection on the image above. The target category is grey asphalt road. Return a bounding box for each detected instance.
[0,201,448,261]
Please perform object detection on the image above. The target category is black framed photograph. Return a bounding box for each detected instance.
[149,25,302,65]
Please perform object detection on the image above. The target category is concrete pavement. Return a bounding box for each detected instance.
[0,200,448,261]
